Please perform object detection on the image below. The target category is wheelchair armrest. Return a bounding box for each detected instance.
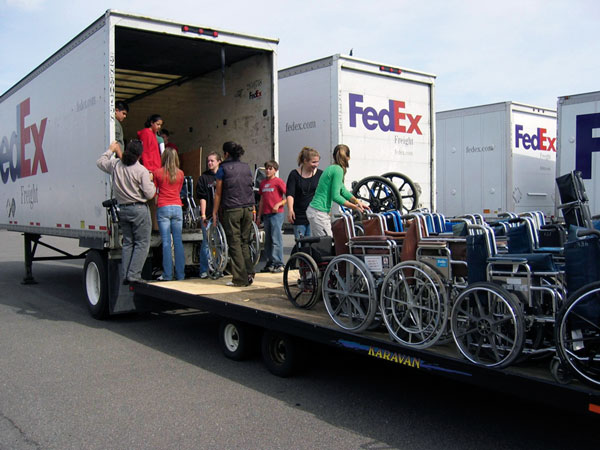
[297,236,323,245]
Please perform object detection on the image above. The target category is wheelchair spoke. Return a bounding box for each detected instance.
[569,311,600,332]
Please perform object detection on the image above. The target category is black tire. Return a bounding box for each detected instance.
[261,330,299,377]
[382,172,420,214]
[218,320,254,361]
[83,250,109,319]
[284,252,321,309]
[352,175,402,214]
[555,281,600,387]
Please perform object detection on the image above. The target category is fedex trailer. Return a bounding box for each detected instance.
[0,10,278,317]
[556,91,600,214]
[436,102,557,217]
[278,54,436,211]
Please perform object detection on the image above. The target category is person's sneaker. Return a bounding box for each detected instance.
[260,265,274,273]
[270,265,284,273]
[247,274,255,285]
[226,281,248,287]
[156,275,168,281]
[199,272,208,279]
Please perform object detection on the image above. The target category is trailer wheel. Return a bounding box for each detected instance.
[218,320,254,360]
[261,330,299,377]
[83,250,109,319]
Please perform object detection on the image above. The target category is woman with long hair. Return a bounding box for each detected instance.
[96,140,156,283]
[153,147,185,280]
[137,114,163,172]
[212,141,255,286]
[306,144,366,237]
[286,147,322,240]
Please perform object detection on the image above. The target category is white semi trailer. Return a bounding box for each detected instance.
[278,54,436,213]
[0,10,279,317]
[436,102,557,217]
[556,91,600,215]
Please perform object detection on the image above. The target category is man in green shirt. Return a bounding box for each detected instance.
[114,101,129,152]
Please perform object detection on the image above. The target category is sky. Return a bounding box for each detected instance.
[0,0,598,111]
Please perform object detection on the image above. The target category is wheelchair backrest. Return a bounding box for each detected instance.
[565,233,600,294]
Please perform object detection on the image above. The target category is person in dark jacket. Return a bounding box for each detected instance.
[196,151,222,278]
[212,141,256,287]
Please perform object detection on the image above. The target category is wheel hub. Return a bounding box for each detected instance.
[477,318,492,336]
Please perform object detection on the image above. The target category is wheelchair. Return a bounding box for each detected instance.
[283,212,361,310]
[205,219,261,279]
[450,221,566,368]
[321,212,404,333]
[554,228,600,387]
[378,212,469,349]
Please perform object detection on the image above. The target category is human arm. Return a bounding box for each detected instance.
[212,179,222,224]
[271,178,287,213]
[96,142,121,173]
[286,195,295,223]
[140,169,157,200]
[330,166,365,213]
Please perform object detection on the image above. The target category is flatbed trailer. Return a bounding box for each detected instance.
[132,273,600,417]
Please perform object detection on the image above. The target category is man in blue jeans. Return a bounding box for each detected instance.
[256,160,286,272]
[196,151,222,278]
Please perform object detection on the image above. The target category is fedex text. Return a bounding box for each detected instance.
[0,98,48,184]
[515,124,555,151]
[349,93,422,134]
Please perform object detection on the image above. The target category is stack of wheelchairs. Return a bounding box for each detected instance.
[282,171,600,388]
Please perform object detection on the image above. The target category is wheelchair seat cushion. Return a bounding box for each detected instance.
[488,252,556,272]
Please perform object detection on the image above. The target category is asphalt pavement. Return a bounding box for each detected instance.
[0,230,599,449]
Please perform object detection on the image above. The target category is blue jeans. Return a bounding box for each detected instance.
[263,212,284,267]
[119,203,151,282]
[293,223,311,241]
[157,205,185,280]
[199,220,210,275]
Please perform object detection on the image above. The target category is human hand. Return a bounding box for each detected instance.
[109,141,120,153]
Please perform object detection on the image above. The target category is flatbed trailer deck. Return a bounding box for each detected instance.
[133,274,600,416]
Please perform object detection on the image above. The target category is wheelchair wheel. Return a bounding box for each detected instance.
[555,281,600,387]
[207,220,228,278]
[451,282,524,368]
[322,254,377,333]
[382,172,420,214]
[284,252,321,309]
[379,261,448,348]
[352,175,402,214]
[249,221,261,267]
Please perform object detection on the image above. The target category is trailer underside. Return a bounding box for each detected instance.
[132,273,600,416]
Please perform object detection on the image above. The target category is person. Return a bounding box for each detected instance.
[137,114,163,172]
[256,160,287,273]
[212,141,255,287]
[286,147,322,240]
[114,101,129,153]
[307,144,366,237]
[160,129,179,152]
[196,151,222,279]
[153,148,185,281]
[96,140,156,283]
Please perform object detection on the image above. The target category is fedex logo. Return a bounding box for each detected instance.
[0,98,48,185]
[575,112,600,179]
[515,124,556,152]
[349,93,422,134]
